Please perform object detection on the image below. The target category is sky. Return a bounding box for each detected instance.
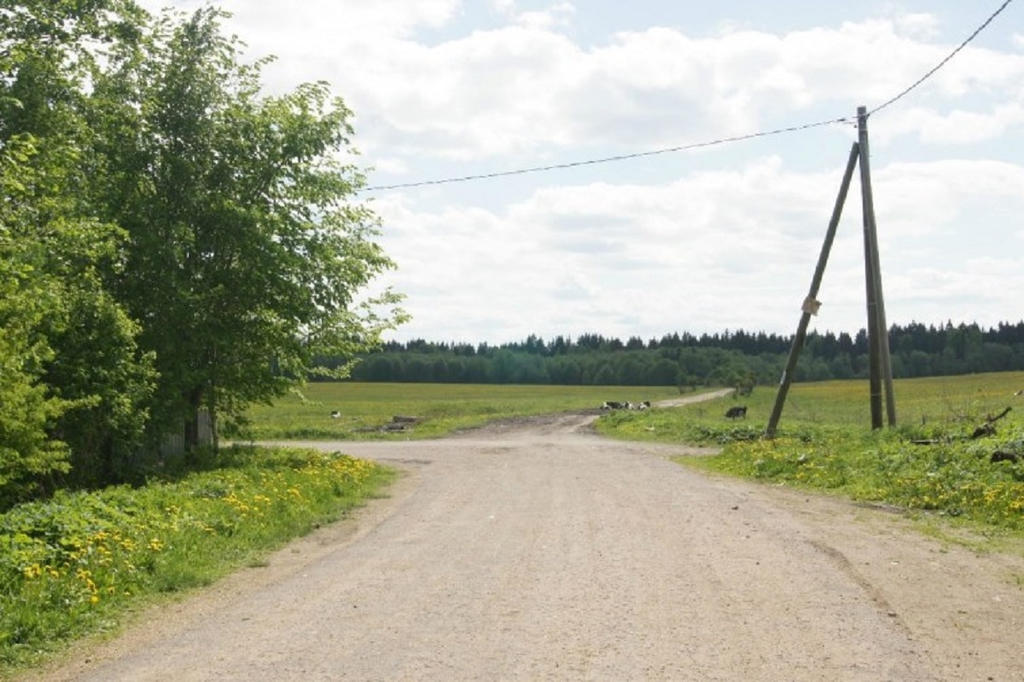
[136,0,1024,344]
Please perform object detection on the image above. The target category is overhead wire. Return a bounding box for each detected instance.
[868,0,1014,116]
[363,0,1015,193]
[363,116,851,191]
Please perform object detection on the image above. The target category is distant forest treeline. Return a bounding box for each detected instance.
[327,321,1024,387]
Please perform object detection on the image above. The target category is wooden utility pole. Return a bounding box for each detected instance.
[766,143,860,438]
[765,106,899,436]
[857,105,896,428]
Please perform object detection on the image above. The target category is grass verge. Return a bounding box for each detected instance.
[0,446,393,675]
[597,373,1024,533]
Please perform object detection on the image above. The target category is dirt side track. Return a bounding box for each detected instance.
[35,392,1024,681]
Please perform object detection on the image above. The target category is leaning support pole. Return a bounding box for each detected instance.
[857,105,896,428]
[766,142,860,438]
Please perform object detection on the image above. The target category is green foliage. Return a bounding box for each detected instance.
[0,318,70,508]
[697,430,1024,529]
[1,11,156,501]
[347,321,1024,387]
[0,142,72,505]
[0,447,391,672]
[598,372,1024,531]
[350,345,772,387]
[91,7,404,448]
[1,1,400,500]
[42,287,156,487]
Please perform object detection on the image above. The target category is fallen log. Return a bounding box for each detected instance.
[970,406,1011,440]
[985,406,1012,423]
[971,423,996,439]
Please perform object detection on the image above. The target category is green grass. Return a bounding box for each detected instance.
[598,373,1024,442]
[597,372,1024,532]
[0,447,393,675]
[241,382,682,440]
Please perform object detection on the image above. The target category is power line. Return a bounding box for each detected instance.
[869,0,1015,115]
[363,117,851,191]
[363,0,1015,193]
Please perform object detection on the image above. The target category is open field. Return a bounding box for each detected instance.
[599,371,1024,440]
[598,371,1024,531]
[241,382,681,440]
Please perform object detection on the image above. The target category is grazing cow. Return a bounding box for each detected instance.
[640,400,651,409]
[725,405,747,419]
[330,410,341,419]
[602,401,625,410]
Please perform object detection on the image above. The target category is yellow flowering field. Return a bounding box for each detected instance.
[0,447,391,672]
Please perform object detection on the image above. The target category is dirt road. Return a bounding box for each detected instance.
[38,395,1023,681]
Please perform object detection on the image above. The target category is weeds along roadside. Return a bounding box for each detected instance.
[0,446,394,674]
[597,373,1024,533]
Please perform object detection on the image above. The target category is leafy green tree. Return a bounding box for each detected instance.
[592,365,616,385]
[1,1,155,498]
[646,358,680,386]
[0,138,70,504]
[91,8,403,450]
[616,357,643,386]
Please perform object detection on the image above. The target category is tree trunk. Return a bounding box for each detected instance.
[206,388,219,454]
[184,386,203,453]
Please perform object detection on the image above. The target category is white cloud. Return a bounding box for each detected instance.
[371,157,411,175]
[874,104,1024,145]
[894,13,940,40]
[362,17,1021,160]
[492,0,516,16]
[515,3,575,30]
[873,159,1024,242]
[134,3,1024,162]
[884,260,1024,329]
[373,157,1024,342]
[124,2,1024,340]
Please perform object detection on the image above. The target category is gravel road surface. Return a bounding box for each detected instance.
[36,393,1024,681]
